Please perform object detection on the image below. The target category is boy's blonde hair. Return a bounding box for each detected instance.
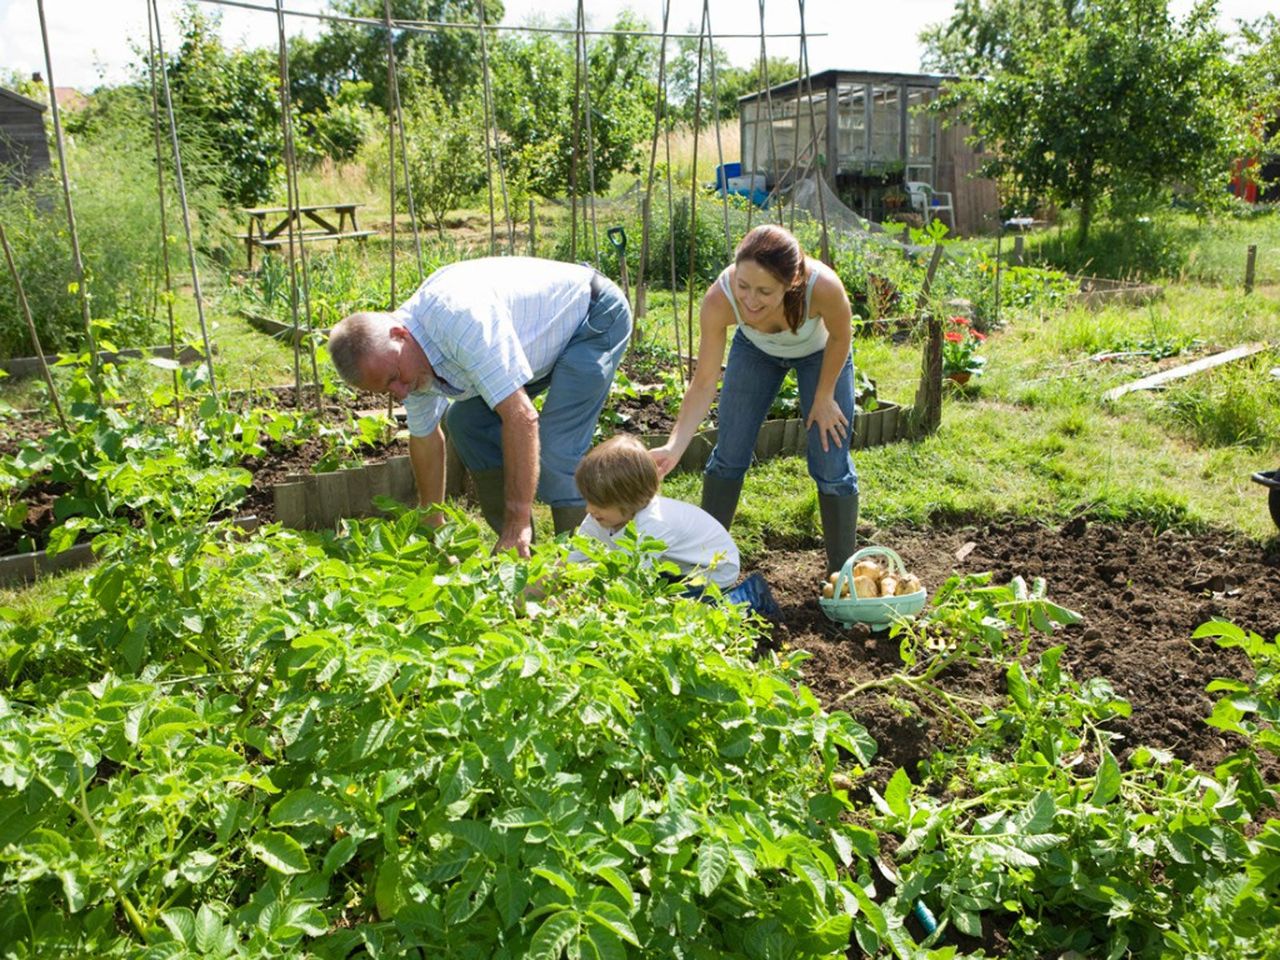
[574,435,660,518]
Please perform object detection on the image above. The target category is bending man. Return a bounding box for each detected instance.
[328,257,632,557]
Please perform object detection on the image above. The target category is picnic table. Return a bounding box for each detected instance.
[237,202,375,268]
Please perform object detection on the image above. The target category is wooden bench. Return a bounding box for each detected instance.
[237,203,375,268]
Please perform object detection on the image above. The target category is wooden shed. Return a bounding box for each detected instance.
[737,70,999,235]
[0,87,51,188]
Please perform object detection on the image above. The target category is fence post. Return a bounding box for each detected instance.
[528,200,536,257]
[1012,234,1024,266]
[1244,244,1257,295]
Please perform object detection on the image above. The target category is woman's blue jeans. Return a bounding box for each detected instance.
[705,329,859,496]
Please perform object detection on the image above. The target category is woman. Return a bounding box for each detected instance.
[650,224,859,574]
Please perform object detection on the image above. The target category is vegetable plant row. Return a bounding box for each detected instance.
[1,459,1278,958]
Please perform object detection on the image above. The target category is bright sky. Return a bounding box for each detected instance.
[1,0,1274,92]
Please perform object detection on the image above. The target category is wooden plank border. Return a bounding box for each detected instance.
[0,515,260,587]
[262,406,911,532]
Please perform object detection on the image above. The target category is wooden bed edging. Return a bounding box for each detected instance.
[0,515,260,587]
[1073,275,1163,309]
[267,404,912,532]
[240,310,330,346]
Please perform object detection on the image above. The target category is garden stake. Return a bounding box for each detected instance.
[661,49,684,377]
[149,0,220,404]
[382,0,426,277]
[477,0,515,254]
[144,3,181,419]
[758,0,783,227]
[275,0,323,414]
[474,0,499,254]
[702,0,732,262]
[634,0,674,328]
[685,7,707,380]
[37,0,103,406]
[576,0,601,268]
[1244,243,1256,294]
[797,0,831,265]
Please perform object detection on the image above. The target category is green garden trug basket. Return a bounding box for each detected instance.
[819,545,927,630]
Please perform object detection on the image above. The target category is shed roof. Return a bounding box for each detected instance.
[0,86,48,113]
[737,69,959,105]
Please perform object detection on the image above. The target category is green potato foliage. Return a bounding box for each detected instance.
[1,510,884,958]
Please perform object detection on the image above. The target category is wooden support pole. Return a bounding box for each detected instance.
[1244,244,1257,295]
[528,199,537,256]
[908,245,947,438]
[1013,235,1024,266]
[634,194,650,321]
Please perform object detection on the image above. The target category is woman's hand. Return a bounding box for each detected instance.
[650,444,681,478]
[806,395,848,452]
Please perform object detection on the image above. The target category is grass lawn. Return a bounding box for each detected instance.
[3,210,1278,601]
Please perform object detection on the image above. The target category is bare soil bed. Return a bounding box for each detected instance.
[754,518,1280,785]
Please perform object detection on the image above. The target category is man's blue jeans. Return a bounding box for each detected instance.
[445,277,632,507]
[705,329,859,496]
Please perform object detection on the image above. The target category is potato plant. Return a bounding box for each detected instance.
[870,645,1280,958]
[1,508,887,958]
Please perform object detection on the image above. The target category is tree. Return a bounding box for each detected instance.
[488,14,656,198]
[1236,13,1280,194]
[287,0,503,117]
[665,35,797,122]
[162,8,285,207]
[924,0,1248,242]
[402,87,485,236]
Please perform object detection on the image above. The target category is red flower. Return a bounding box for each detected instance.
[944,331,965,343]
[973,330,987,342]
[948,315,971,327]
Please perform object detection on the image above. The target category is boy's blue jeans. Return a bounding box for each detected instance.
[706,329,859,496]
[445,277,632,507]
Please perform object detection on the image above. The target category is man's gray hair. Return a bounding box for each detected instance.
[328,311,392,386]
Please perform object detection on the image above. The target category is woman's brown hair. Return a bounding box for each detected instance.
[574,435,660,519]
[734,224,808,333]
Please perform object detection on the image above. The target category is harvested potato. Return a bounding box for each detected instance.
[853,560,882,582]
[896,574,923,596]
[853,575,879,598]
[822,582,834,599]
[841,581,852,598]
[828,571,840,585]
[879,575,899,597]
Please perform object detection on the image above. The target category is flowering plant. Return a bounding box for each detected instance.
[941,316,987,377]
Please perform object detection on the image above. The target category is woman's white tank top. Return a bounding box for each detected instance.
[718,260,829,358]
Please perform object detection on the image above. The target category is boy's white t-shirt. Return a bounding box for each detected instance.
[567,495,740,588]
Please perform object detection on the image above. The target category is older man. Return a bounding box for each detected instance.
[328,257,632,557]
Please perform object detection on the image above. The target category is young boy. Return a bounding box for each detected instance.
[568,435,778,616]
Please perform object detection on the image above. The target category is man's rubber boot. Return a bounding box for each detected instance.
[818,491,859,576]
[552,505,587,536]
[471,468,507,535]
[700,474,744,531]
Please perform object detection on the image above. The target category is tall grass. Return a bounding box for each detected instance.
[1025,208,1280,285]
[1162,350,1280,450]
[661,122,742,187]
[0,131,216,355]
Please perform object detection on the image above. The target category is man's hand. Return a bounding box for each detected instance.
[495,522,533,558]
